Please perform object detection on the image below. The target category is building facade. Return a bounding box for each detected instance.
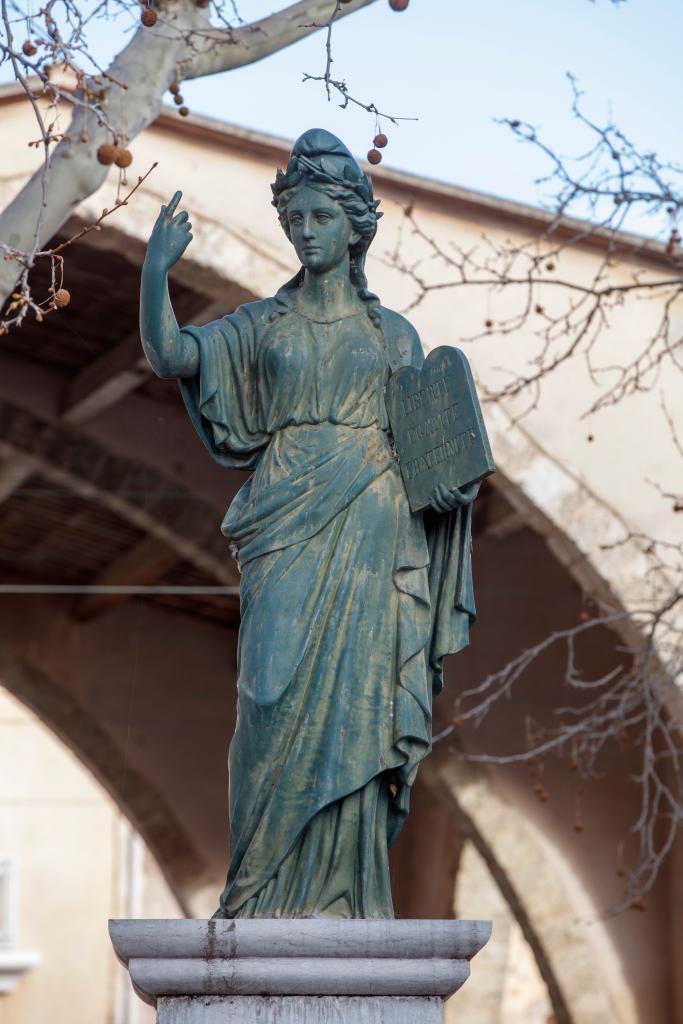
[1,82,681,1022]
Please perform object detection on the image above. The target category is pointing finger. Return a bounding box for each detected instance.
[166,190,182,216]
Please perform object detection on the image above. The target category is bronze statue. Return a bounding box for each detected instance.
[140,129,481,919]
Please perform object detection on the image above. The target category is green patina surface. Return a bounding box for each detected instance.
[139,129,489,920]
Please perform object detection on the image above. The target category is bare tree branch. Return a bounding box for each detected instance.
[384,74,683,420]
[0,0,381,325]
[185,0,379,79]
[397,73,683,912]
[437,574,683,913]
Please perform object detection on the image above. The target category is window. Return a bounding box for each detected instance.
[0,857,16,949]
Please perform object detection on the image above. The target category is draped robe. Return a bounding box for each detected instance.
[179,291,475,918]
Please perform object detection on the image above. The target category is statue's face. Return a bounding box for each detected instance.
[285,186,359,273]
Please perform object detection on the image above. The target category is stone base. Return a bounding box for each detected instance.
[110,919,491,1024]
[157,995,443,1024]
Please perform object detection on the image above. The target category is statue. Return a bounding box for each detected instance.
[139,129,482,921]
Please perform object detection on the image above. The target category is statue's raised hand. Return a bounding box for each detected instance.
[146,191,193,273]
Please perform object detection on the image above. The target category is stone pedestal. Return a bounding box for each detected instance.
[110,919,491,1023]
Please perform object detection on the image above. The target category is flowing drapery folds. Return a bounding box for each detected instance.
[179,293,474,918]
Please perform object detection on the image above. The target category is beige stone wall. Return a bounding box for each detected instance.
[447,842,553,1024]
[0,686,179,1024]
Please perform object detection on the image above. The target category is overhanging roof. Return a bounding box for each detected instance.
[0,80,672,267]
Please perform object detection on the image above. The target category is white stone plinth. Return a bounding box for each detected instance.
[110,918,491,1023]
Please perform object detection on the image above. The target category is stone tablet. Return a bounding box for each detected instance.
[385,346,495,513]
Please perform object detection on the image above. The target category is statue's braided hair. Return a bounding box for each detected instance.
[271,129,382,327]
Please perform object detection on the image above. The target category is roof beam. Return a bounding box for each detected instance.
[475,484,526,542]
[482,508,526,540]
[0,397,239,588]
[61,331,148,424]
[0,454,34,503]
[61,297,239,425]
[0,245,253,615]
[74,534,180,620]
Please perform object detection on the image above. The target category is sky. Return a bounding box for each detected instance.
[4,0,683,215]
[177,0,683,211]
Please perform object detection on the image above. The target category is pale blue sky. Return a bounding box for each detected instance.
[181,0,683,221]
[5,0,683,218]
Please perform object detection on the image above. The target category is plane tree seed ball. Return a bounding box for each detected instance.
[367,149,382,165]
[169,82,180,95]
[54,289,71,308]
[179,106,189,117]
[22,40,37,56]
[373,133,388,148]
[141,8,157,26]
[389,0,409,9]
[114,148,133,168]
[96,143,116,165]
[173,94,184,106]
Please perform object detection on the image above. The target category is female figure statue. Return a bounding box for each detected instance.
[140,129,479,920]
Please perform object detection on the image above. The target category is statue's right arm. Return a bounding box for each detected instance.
[140,191,199,379]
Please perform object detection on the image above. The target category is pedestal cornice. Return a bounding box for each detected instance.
[110,918,491,1006]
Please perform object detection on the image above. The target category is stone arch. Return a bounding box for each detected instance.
[0,413,671,1019]
[0,399,236,586]
[421,755,637,1024]
[0,203,672,1020]
[415,462,672,1022]
[0,648,206,916]
[485,405,657,648]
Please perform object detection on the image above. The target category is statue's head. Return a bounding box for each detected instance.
[271,129,382,322]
